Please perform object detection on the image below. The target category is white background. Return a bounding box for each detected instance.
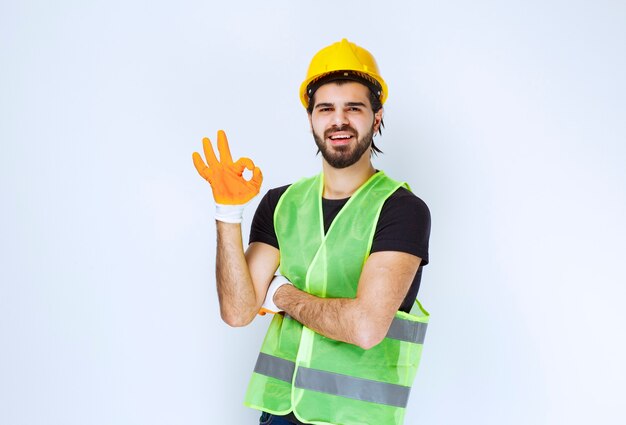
[1,1,625,424]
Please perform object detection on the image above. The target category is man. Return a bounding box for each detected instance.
[193,38,431,425]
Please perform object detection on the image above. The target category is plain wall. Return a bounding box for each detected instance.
[1,1,625,424]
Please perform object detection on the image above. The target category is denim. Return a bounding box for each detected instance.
[259,411,300,425]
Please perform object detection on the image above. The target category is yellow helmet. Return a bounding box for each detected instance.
[299,38,388,109]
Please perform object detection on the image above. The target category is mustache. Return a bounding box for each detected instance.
[324,125,357,139]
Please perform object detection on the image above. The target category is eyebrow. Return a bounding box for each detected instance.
[314,101,368,109]
[314,102,334,109]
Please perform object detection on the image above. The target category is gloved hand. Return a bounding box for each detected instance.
[192,130,263,223]
[259,274,293,315]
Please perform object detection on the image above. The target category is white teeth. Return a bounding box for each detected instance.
[330,135,352,140]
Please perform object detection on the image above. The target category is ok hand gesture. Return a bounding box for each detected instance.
[192,130,263,205]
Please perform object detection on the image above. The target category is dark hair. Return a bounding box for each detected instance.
[306,78,385,154]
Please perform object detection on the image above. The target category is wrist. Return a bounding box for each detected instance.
[215,203,246,223]
[273,281,292,310]
[262,274,293,314]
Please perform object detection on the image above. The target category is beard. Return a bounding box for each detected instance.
[313,123,375,169]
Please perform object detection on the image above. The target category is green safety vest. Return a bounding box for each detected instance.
[244,171,429,425]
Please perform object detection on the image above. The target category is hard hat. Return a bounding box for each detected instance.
[299,38,388,108]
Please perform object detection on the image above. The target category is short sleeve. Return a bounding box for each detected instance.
[371,187,431,266]
[248,185,290,249]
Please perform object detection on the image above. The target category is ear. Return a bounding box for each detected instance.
[373,108,384,133]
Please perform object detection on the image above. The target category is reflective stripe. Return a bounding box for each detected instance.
[386,318,428,344]
[284,315,427,345]
[254,353,295,383]
[295,367,411,408]
[253,353,412,408]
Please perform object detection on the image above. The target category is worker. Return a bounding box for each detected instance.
[192,38,431,425]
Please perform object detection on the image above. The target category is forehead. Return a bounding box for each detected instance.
[312,81,372,106]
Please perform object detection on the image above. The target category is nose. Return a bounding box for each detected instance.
[332,109,349,127]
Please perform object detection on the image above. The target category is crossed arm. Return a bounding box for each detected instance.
[216,221,422,350]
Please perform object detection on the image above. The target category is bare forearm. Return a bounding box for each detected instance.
[274,285,385,349]
[215,221,258,326]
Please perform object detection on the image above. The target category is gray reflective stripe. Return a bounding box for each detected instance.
[295,366,411,408]
[253,353,412,407]
[386,318,428,344]
[254,353,295,383]
[284,314,427,344]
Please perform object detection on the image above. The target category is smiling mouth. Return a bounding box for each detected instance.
[327,133,355,145]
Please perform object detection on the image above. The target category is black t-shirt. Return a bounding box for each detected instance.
[249,184,431,312]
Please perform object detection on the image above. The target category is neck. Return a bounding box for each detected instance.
[322,154,376,199]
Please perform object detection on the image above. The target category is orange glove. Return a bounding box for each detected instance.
[192,130,263,205]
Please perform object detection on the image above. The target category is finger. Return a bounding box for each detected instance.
[250,166,263,189]
[192,152,211,180]
[202,137,219,167]
[217,130,233,165]
[234,157,255,174]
